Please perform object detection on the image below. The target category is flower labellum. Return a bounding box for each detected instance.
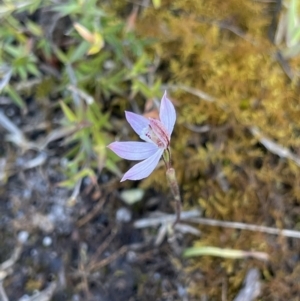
[107,91,176,182]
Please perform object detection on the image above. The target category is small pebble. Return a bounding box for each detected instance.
[30,249,38,257]
[177,285,187,297]
[153,273,161,281]
[126,250,137,262]
[18,231,29,244]
[83,176,92,186]
[72,294,80,301]
[43,236,52,247]
[103,60,115,69]
[60,158,68,167]
[19,295,30,301]
[116,207,132,223]
[22,189,32,199]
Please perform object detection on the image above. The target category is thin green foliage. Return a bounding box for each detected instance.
[275,0,300,58]
[0,0,159,188]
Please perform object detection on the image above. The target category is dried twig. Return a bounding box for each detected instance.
[135,210,201,245]
[250,126,300,166]
[165,84,215,102]
[89,246,128,272]
[20,152,48,170]
[78,243,91,299]
[134,210,201,228]
[76,197,106,227]
[68,85,94,105]
[0,243,24,301]
[67,178,83,206]
[87,228,118,270]
[0,244,22,277]
[233,268,261,301]
[136,209,300,239]
[0,111,32,150]
[38,121,90,150]
[184,123,211,133]
[189,216,300,239]
[0,281,8,301]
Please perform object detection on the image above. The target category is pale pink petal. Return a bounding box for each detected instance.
[125,111,149,136]
[107,141,158,160]
[121,148,164,181]
[159,91,176,136]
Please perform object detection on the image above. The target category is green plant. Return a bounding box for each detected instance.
[0,0,162,190]
[47,0,161,188]
[275,0,300,58]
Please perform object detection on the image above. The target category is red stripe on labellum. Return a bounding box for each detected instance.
[148,118,170,148]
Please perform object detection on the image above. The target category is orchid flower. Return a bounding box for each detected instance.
[107,91,176,182]
[108,91,182,227]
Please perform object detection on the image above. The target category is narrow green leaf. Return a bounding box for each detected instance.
[183,246,269,261]
[13,56,28,68]
[69,41,89,63]
[60,101,77,122]
[5,85,25,108]
[27,63,40,77]
[0,4,15,17]
[287,0,298,46]
[17,66,27,80]
[51,3,80,16]
[58,168,96,188]
[26,20,43,36]
[4,44,20,58]
[53,46,69,64]
[290,27,300,46]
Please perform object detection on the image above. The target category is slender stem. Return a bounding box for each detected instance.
[167,148,171,169]
[166,167,181,228]
[173,194,181,227]
[163,148,171,169]
[162,154,167,168]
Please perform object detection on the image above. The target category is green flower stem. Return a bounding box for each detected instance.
[163,148,171,169]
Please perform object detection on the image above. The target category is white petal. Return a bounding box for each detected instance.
[107,141,158,160]
[121,149,164,181]
[159,91,176,136]
[125,111,149,136]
